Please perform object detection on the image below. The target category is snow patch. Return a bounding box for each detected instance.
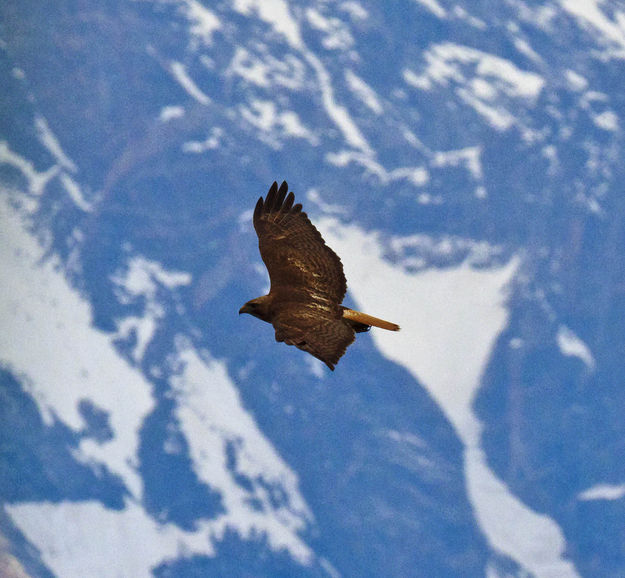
[183,0,221,46]
[560,0,625,53]
[306,7,354,51]
[227,47,306,89]
[159,106,185,122]
[306,52,372,154]
[0,141,59,196]
[579,483,625,501]
[170,61,211,105]
[317,219,579,578]
[59,173,92,212]
[7,500,214,578]
[387,233,502,272]
[326,149,428,186]
[35,116,77,173]
[183,127,223,154]
[169,336,315,562]
[404,42,545,130]
[0,194,154,499]
[592,109,619,131]
[412,0,447,19]
[233,0,303,49]
[240,100,317,144]
[12,66,26,80]
[466,446,579,578]
[233,0,370,153]
[432,146,483,180]
[345,70,383,114]
[556,325,596,370]
[111,256,191,362]
[228,47,272,87]
[339,1,368,21]
[306,188,349,216]
[565,70,588,92]
[116,256,192,293]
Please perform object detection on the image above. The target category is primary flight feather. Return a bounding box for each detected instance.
[239,181,400,370]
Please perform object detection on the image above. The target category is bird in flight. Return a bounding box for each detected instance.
[240,181,400,370]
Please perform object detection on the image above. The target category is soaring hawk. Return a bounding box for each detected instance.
[240,181,400,370]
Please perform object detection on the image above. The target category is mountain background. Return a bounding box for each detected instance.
[1,0,625,576]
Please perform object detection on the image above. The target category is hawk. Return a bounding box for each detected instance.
[240,181,399,370]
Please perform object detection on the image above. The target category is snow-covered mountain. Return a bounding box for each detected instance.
[1,1,624,576]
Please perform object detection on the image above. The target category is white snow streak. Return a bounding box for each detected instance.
[412,0,447,19]
[326,149,429,185]
[345,70,383,115]
[37,119,91,209]
[35,116,77,173]
[556,325,596,370]
[59,173,93,212]
[306,52,373,154]
[170,61,211,105]
[0,141,59,197]
[466,446,578,578]
[159,105,185,122]
[578,483,625,501]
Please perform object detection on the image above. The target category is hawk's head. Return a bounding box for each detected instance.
[239,295,271,323]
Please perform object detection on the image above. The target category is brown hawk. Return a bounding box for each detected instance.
[240,181,400,370]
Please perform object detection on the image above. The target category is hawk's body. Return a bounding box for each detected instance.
[240,181,399,370]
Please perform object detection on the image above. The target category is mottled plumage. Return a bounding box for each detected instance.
[240,181,399,370]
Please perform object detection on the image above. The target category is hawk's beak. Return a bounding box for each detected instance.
[239,304,250,315]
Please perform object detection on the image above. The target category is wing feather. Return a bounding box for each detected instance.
[254,181,347,304]
[273,309,355,370]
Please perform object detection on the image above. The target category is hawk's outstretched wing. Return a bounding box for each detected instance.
[253,181,352,368]
[272,309,355,371]
[253,181,347,302]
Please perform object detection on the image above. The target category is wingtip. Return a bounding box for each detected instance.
[282,191,295,211]
[276,181,288,207]
[253,195,264,221]
[265,181,278,210]
[263,180,294,214]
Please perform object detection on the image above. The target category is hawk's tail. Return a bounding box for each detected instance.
[342,308,400,332]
